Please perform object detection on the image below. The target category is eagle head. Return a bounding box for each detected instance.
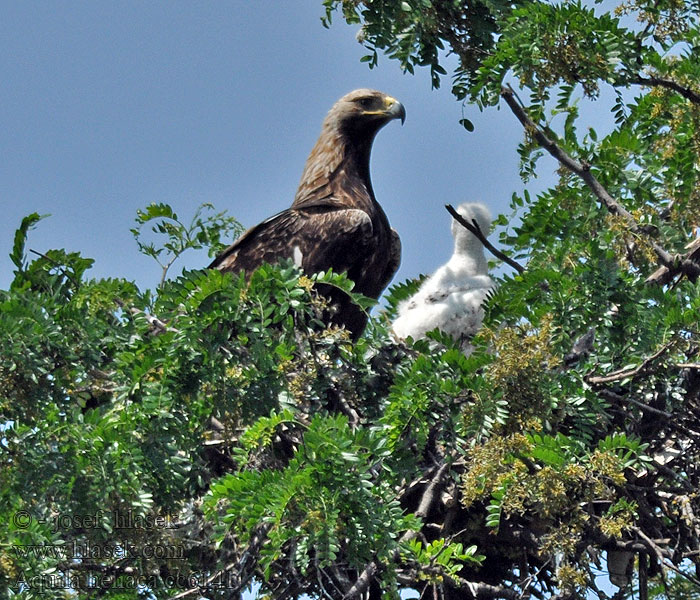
[293,88,405,207]
[327,89,406,138]
[452,202,492,242]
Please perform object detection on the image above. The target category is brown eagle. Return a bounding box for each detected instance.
[209,89,405,338]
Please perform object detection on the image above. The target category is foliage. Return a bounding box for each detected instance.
[131,202,243,287]
[322,0,518,89]
[2,0,700,599]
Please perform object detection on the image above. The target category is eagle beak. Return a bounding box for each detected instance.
[385,96,406,125]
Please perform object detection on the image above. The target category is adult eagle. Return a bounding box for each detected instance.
[210,89,405,338]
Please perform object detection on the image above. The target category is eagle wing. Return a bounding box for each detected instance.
[379,228,401,293]
[209,205,375,276]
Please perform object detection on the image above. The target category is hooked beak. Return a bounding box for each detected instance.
[384,96,406,125]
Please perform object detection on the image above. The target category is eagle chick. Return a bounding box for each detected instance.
[392,202,495,354]
[210,89,405,338]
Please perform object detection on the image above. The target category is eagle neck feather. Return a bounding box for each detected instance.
[293,124,376,211]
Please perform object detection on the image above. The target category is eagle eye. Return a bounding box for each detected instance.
[357,97,374,109]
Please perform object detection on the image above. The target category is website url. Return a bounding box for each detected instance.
[13,541,184,560]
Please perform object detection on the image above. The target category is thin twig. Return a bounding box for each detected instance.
[445,204,525,274]
[639,552,648,600]
[28,248,81,288]
[599,388,672,418]
[593,388,700,441]
[114,298,179,334]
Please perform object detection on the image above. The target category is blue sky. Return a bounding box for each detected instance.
[1,1,550,294]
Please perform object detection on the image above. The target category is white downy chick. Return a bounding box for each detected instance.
[392,202,495,354]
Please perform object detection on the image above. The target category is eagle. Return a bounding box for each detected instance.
[392,202,495,354]
[210,89,405,339]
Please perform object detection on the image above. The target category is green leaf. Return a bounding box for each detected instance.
[11,212,48,270]
[459,118,475,132]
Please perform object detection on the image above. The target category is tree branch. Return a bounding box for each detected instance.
[630,526,700,587]
[445,204,525,274]
[675,363,700,370]
[630,75,700,105]
[397,570,520,600]
[500,86,677,271]
[645,237,700,285]
[452,576,520,599]
[585,342,674,385]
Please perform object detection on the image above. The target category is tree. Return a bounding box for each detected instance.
[1,1,699,600]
